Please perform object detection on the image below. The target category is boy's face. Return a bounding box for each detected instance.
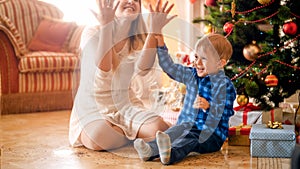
[193,49,221,77]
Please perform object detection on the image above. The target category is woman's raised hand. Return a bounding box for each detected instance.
[148,0,177,34]
[92,0,120,26]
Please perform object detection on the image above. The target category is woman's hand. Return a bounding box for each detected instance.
[148,0,177,34]
[91,0,120,27]
[193,96,210,110]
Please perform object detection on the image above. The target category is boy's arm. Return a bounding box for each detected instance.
[155,35,193,84]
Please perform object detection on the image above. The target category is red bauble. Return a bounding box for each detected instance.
[283,21,298,36]
[264,74,278,87]
[190,0,197,4]
[223,22,234,34]
[205,0,217,6]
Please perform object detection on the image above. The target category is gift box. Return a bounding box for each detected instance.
[249,124,296,158]
[262,108,283,124]
[228,124,251,146]
[229,103,262,126]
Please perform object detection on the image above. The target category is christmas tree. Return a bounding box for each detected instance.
[193,0,300,110]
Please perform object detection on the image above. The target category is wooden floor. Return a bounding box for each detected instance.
[0,110,292,169]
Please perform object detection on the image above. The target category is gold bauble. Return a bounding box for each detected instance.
[237,94,249,106]
[257,0,271,5]
[204,24,213,34]
[243,42,261,61]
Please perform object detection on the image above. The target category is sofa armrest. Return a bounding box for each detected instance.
[0,15,27,57]
[0,29,19,94]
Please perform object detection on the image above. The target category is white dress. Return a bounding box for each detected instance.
[69,26,160,147]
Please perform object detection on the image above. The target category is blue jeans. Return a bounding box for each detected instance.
[147,122,224,164]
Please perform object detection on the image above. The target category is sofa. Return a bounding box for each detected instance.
[0,0,84,115]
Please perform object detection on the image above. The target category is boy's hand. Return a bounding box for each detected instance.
[193,96,210,110]
[148,0,177,34]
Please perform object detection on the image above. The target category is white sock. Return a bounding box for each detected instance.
[133,138,152,161]
[156,131,171,165]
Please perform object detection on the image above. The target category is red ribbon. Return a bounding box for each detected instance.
[234,103,260,125]
[270,109,275,122]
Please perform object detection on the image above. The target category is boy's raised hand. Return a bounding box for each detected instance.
[148,0,177,35]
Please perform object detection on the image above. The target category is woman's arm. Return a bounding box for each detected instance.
[92,1,120,72]
[96,24,114,71]
[136,33,158,73]
[137,0,176,74]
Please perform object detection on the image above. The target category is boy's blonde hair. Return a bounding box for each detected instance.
[195,33,233,62]
[206,34,233,61]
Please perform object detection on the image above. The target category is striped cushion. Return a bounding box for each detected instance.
[67,25,85,54]
[18,71,80,93]
[0,0,63,48]
[18,52,80,73]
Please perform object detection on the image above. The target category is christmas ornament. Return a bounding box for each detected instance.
[237,94,249,106]
[203,24,213,34]
[264,74,278,87]
[190,0,197,4]
[283,21,298,36]
[223,22,234,34]
[242,41,261,61]
[257,0,271,5]
[205,0,217,7]
[231,1,236,18]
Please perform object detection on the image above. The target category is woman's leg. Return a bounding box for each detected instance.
[137,116,169,142]
[80,120,129,151]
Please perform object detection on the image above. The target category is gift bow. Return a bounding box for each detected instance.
[267,121,283,129]
[234,103,260,112]
[235,123,252,129]
[234,103,260,125]
[230,123,251,135]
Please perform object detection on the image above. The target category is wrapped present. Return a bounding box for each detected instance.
[279,102,296,113]
[282,112,295,124]
[228,124,251,146]
[250,124,296,158]
[262,108,283,124]
[229,103,262,126]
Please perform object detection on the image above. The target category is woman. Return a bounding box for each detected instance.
[69,0,174,151]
